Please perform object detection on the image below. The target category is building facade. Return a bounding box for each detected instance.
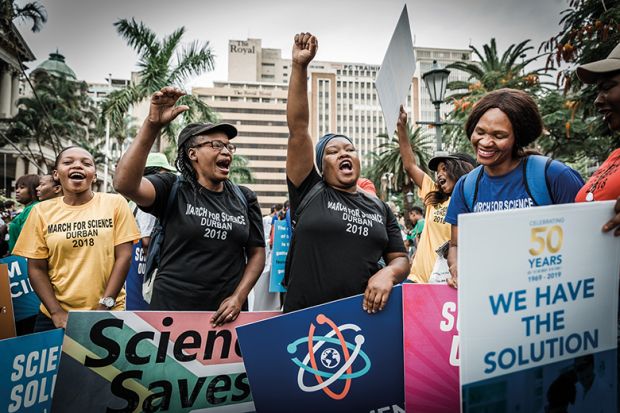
[199,38,472,211]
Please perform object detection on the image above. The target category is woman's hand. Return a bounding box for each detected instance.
[603,197,620,236]
[364,269,395,314]
[147,86,189,128]
[50,309,68,329]
[292,33,318,67]
[397,104,408,131]
[211,295,243,327]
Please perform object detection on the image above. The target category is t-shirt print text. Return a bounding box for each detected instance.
[47,218,112,248]
[327,200,383,238]
[185,203,246,240]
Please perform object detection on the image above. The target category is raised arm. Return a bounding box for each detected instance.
[286,33,318,187]
[397,105,425,188]
[114,87,188,207]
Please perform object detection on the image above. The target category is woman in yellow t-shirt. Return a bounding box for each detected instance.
[396,105,475,283]
[13,147,140,331]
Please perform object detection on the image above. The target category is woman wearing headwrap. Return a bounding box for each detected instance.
[284,32,409,313]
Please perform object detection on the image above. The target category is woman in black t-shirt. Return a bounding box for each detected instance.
[114,87,265,326]
[284,33,409,313]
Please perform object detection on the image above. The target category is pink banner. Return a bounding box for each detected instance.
[403,284,459,412]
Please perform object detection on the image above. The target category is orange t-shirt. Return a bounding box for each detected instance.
[575,148,620,202]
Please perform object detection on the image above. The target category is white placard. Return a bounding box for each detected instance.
[458,202,619,412]
[375,5,416,136]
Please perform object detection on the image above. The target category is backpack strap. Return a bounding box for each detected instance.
[524,155,553,206]
[291,180,326,228]
[160,175,182,226]
[462,165,484,212]
[228,181,248,211]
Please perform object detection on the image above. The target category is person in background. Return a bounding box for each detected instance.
[13,146,140,331]
[8,174,40,254]
[575,42,620,235]
[397,105,476,283]
[445,89,584,288]
[36,174,62,201]
[285,32,409,313]
[405,206,425,258]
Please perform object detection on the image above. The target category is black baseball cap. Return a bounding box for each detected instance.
[177,122,238,149]
[428,152,477,171]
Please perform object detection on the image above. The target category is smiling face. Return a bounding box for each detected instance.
[595,72,620,131]
[187,131,233,190]
[470,108,519,175]
[321,137,360,192]
[53,147,96,195]
[435,162,457,194]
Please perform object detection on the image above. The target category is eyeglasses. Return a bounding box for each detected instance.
[193,140,236,153]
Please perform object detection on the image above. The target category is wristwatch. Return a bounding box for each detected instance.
[99,296,116,309]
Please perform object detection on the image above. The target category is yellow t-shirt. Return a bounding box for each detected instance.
[12,193,140,317]
[408,174,452,283]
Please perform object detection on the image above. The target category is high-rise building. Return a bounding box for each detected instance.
[197,38,472,212]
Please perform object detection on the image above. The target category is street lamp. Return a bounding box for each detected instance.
[406,191,414,204]
[381,172,394,201]
[420,60,450,153]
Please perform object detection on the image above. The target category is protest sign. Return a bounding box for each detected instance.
[403,283,459,413]
[0,328,64,413]
[269,220,289,293]
[459,202,619,413]
[53,311,279,412]
[237,286,404,413]
[0,255,40,322]
[375,5,416,136]
[125,240,149,310]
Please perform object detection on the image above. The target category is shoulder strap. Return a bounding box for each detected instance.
[291,181,326,228]
[228,181,248,211]
[160,176,182,226]
[524,155,553,206]
[462,166,484,212]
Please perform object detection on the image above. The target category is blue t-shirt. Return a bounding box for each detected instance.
[446,158,584,226]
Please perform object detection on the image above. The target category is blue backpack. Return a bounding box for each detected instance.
[142,177,248,303]
[462,155,555,211]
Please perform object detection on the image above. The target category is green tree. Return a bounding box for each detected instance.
[366,125,433,201]
[443,38,550,151]
[102,18,217,150]
[0,0,47,32]
[6,72,100,168]
[228,155,254,184]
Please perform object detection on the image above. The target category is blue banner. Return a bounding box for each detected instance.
[0,256,40,321]
[237,286,404,413]
[269,220,289,293]
[0,328,64,413]
[125,240,149,310]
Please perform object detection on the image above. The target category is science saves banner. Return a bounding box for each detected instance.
[237,286,404,413]
[0,329,64,413]
[52,311,279,413]
[0,255,41,321]
[459,202,619,413]
[403,283,459,413]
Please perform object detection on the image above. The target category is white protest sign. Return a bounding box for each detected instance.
[375,5,416,136]
[459,202,619,413]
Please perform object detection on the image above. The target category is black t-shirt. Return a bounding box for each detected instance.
[142,173,265,310]
[284,170,406,312]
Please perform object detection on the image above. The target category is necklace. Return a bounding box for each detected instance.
[585,151,620,202]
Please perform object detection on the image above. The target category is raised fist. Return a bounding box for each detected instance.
[292,32,318,66]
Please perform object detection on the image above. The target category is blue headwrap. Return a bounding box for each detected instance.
[315,133,354,173]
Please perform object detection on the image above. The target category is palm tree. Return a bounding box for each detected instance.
[1,0,47,32]
[446,38,549,100]
[102,18,217,151]
[228,155,254,184]
[366,125,433,200]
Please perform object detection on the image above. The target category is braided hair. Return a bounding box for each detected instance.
[175,135,202,194]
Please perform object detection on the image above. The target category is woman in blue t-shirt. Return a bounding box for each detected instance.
[445,88,584,287]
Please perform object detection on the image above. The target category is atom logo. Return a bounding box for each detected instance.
[287,314,371,400]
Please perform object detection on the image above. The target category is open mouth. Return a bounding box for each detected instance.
[338,159,353,172]
[69,171,85,180]
[216,158,231,173]
[477,148,497,159]
[437,177,447,187]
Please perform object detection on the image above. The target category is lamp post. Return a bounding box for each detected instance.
[419,60,450,154]
[381,172,394,201]
[406,191,414,205]
[103,73,112,193]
